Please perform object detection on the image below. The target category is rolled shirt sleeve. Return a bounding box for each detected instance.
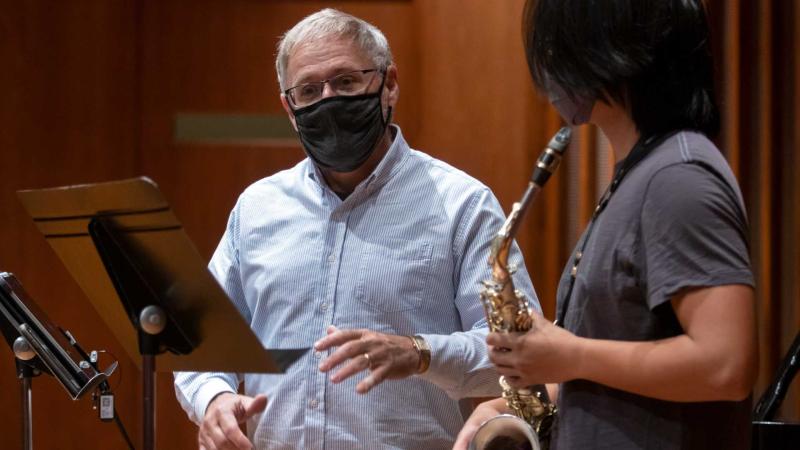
[419,187,539,398]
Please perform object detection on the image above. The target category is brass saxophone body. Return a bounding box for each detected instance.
[470,127,571,450]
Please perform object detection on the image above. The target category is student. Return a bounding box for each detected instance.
[456,1,757,449]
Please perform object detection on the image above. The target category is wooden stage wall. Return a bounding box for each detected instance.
[0,1,797,448]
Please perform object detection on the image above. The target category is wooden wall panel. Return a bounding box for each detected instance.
[790,0,800,421]
[754,0,776,409]
[411,0,571,316]
[707,0,800,421]
[0,2,141,449]
[769,0,800,422]
[720,0,741,177]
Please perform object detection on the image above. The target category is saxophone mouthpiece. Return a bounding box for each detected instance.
[531,126,572,187]
[549,127,572,154]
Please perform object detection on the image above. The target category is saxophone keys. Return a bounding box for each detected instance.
[517,316,533,330]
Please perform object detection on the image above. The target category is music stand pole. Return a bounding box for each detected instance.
[21,370,32,450]
[20,373,32,450]
[13,337,38,450]
[143,354,155,450]
[139,305,165,450]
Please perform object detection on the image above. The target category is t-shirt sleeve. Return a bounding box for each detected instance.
[640,163,754,310]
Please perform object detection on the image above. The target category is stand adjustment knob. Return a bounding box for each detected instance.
[139,306,166,335]
[13,336,36,361]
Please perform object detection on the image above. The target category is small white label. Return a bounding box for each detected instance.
[99,394,114,421]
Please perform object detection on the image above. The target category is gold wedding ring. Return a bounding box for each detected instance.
[363,352,372,369]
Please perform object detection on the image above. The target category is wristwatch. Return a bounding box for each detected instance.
[408,335,431,374]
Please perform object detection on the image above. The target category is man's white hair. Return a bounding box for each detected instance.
[275,8,393,91]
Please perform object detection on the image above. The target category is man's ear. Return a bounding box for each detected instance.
[383,64,399,111]
[280,94,298,131]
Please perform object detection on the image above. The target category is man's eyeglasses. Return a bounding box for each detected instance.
[284,69,383,108]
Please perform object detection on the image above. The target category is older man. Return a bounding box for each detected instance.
[174,8,538,450]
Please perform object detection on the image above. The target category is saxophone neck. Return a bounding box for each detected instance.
[488,182,539,270]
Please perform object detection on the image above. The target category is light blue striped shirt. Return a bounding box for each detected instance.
[174,125,539,450]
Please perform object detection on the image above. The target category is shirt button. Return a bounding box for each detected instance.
[309,398,319,409]
[314,351,322,359]
[327,254,335,263]
[320,302,328,311]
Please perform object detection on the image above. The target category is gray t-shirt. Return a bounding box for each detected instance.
[553,131,754,450]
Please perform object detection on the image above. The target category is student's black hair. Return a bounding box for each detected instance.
[523,0,720,138]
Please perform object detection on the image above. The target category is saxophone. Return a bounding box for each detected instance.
[470,127,571,450]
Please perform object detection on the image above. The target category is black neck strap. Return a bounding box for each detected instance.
[554,131,676,327]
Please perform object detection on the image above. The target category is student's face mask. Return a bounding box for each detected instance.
[546,79,595,126]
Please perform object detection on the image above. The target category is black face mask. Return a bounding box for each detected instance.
[292,76,391,173]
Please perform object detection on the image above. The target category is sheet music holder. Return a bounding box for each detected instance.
[17,177,306,450]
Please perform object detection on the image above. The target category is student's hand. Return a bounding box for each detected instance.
[199,392,267,450]
[487,312,583,387]
[452,398,510,450]
[316,325,421,394]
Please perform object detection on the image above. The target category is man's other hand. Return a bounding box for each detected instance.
[452,398,509,450]
[315,326,420,394]
[199,392,267,450]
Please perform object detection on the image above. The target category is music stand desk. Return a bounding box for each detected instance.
[18,177,305,449]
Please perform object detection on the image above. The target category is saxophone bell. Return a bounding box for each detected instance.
[469,414,541,450]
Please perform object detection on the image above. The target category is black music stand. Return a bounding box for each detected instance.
[751,330,800,450]
[17,177,306,450]
[0,272,117,450]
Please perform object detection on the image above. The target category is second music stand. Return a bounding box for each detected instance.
[18,177,306,450]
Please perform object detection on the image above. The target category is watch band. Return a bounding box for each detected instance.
[408,335,431,374]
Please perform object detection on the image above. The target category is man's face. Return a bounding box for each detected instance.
[280,37,398,129]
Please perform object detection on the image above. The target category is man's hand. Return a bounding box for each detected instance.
[452,398,510,450]
[315,325,420,394]
[486,312,582,388]
[198,392,267,450]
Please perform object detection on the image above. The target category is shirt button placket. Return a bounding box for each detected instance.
[306,208,338,447]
